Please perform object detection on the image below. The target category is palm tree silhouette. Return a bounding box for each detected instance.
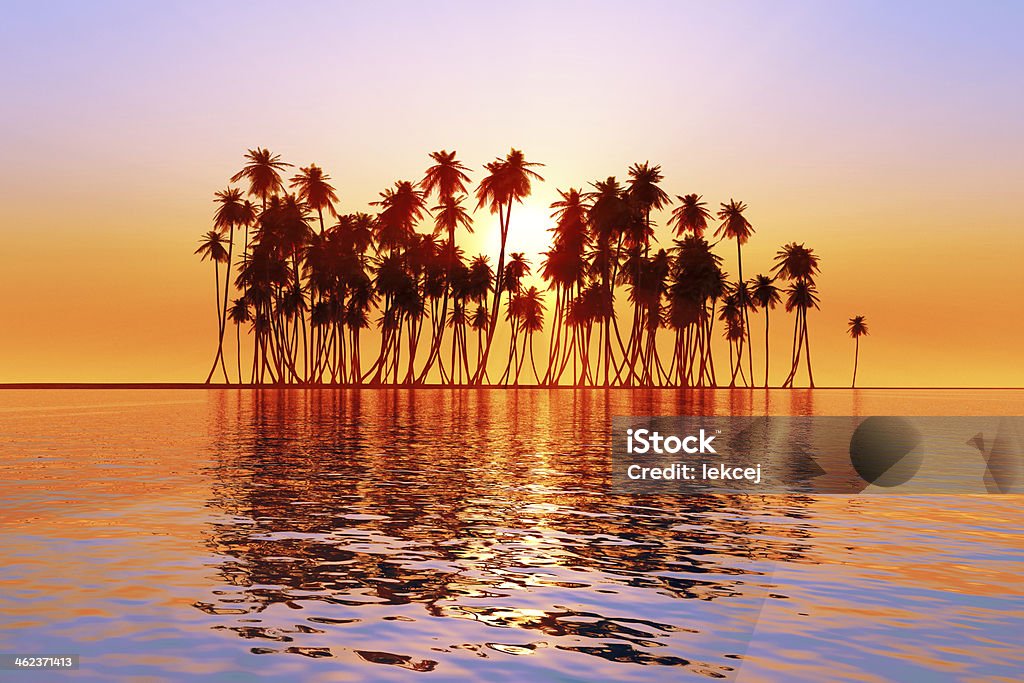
[586,176,634,385]
[472,149,543,384]
[715,200,755,386]
[624,163,670,385]
[415,151,473,383]
[669,194,711,238]
[782,279,821,388]
[227,298,251,383]
[200,147,845,388]
[195,230,230,383]
[289,164,339,234]
[512,286,547,384]
[541,188,590,385]
[772,242,821,387]
[209,188,256,384]
[750,274,781,387]
[848,315,868,388]
[230,148,292,256]
[499,252,532,384]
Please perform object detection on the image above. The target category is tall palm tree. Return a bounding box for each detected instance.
[586,176,634,385]
[715,200,755,386]
[472,149,543,383]
[750,274,781,387]
[289,164,339,234]
[669,236,725,387]
[541,188,590,385]
[418,190,474,383]
[196,230,230,383]
[848,315,868,388]
[211,188,256,383]
[230,148,292,257]
[625,163,669,382]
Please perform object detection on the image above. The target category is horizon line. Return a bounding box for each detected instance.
[1,383,1022,391]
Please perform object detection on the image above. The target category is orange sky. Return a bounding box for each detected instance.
[0,2,1022,386]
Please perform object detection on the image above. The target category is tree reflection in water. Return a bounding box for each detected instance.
[199,389,815,677]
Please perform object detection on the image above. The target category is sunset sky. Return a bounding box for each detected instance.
[1,1,1022,386]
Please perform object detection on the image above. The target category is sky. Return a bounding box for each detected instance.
[0,0,1022,385]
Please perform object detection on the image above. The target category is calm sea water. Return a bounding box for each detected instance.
[0,389,1021,682]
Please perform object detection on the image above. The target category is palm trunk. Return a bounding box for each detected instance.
[852,337,859,388]
[204,261,229,383]
[474,202,512,384]
[763,309,770,388]
[235,323,242,384]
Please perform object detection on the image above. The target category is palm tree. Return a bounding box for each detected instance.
[625,163,669,383]
[772,242,820,283]
[195,230,230,383]
[513,286,547,384]
[469,304,490,375]
[418,190,474,383]
[772,242,822,387]
[668,194,711,237]
[750,274,781,387]
[289,164,339,234]
[669,236,725,387]
[227,298,251,383]
[715,200,755,386]
[211,188,255,384]
[848,315,868,388]
[718,291,746,386]
[472,149,543,383]
[586,176,634,385]
[541,188,590,385]
[782,279,821,387]
[499,253,532,383]
[230,148,292,258]
[420,150,472,201]
[627,163,670,236]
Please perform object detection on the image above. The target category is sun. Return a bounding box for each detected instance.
[476,202,554,270]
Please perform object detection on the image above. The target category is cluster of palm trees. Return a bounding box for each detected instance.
[196,147,858,387]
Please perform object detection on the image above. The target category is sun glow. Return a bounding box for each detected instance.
[476,202,555,279]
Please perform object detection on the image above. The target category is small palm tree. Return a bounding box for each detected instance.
[848,315,869,388]
[782,279,821,387]
[227,298,251,383]
[772,242,822,387]
[750,274,781,387]
[195,230,230,383]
